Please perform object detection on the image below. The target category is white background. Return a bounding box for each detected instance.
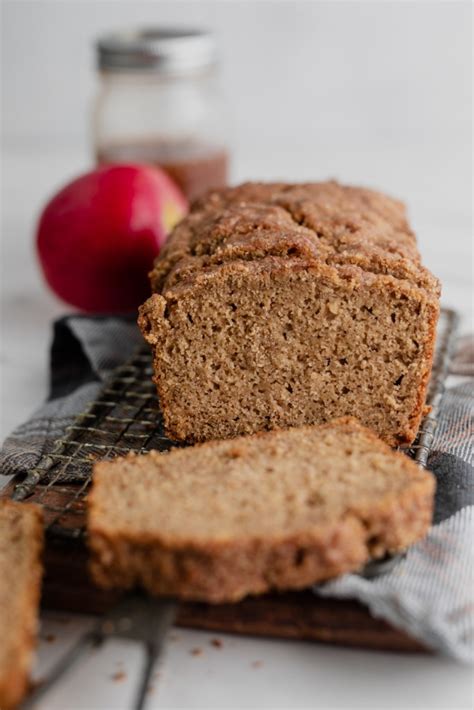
[1,1,473,709]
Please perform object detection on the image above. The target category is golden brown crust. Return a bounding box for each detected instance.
[89,519,370,603]
[405,299,440,441]
[149,181,440,297]
[0,501,43,710]
[88,418,435,603]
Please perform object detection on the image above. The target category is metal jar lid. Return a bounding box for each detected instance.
[97,27,216,74]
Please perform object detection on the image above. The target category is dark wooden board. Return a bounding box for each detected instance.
[38,532,426,655]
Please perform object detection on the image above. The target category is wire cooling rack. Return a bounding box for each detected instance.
[10,307,459,542]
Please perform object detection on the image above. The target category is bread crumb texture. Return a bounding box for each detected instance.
[0,501,43,710]
[88,418,435,603]
[139,181,440,446]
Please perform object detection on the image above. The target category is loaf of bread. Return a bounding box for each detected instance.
[88,418,435,603]
[0,501,43,710]
[139,181,440,446]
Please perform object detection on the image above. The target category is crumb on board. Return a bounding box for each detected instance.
[251,660,263,669]
[111,671,127,683]
[169,633,180,641]
[41,634,56,644]
[190,647,203,656]
[210,638,223,649]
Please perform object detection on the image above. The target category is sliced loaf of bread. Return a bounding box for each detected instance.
[139,181,440,446]
[0,501,43,710]
[88,417,435,603]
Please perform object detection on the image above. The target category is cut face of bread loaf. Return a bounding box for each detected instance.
[88,418,435,603]
[139,181,440,446]
[0,501,43,710]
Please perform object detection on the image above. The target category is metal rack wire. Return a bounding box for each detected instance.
[10,307,459,543]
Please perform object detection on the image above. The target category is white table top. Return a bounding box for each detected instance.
[1,144,473,710]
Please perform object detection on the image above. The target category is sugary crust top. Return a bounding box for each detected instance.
[149,181,440,298]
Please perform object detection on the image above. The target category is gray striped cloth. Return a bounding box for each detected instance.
[316,380,474,663]
[0,318,473,662]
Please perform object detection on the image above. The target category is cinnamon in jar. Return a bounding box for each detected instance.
[93,28,230,201]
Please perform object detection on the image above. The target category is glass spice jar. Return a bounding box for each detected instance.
[93,28,229,201]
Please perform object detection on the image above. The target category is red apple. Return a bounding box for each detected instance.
[36,164,187,313]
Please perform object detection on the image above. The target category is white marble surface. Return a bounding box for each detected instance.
[1,2,473,707]
[30,614,474,710]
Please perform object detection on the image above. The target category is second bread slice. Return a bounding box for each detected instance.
[0,501,43,710]
[88,417,434,603]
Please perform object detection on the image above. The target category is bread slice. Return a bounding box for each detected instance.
[88,417,435,603]
[0,501,43,710]
[139,181,440,447]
